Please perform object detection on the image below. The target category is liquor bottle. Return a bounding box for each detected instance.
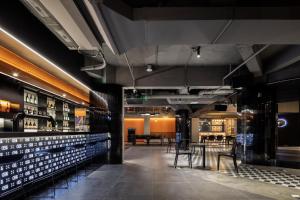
[29,120,32,127]
[25,93,29,103]
[32,95,35,104]
[25,119,28,128]
[28,95,31,103]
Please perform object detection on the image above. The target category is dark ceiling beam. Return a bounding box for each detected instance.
[266,46,300,74]
[102,5,300,20]
[223,45,269,83]
[102,0,132,19]
[237,45,263,77]
[116,65,227,87]
[135,66,181,81]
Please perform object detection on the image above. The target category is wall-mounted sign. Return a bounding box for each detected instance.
[277,118,288,128]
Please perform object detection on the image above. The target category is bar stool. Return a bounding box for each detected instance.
[30,147,69,199]
[0,154,26,199]
[174,141,192,168]
[166,138,176,153]
[217,140,239,173]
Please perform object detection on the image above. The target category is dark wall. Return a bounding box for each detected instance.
[278,113,300,147]
[89,92,110,133]
[0,1,92,87]
[0,74,23,109]
[90,84,123,164]
[237,85,277,165]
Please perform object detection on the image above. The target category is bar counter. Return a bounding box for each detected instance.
[0,131,110,197]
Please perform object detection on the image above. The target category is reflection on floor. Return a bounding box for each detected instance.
[27,146,297,200]
[164,146,300,190]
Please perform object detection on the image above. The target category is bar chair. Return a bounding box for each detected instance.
[0,154,26,199]
[166,137,176,153]
[208,135,215,142]
[216,135,224,144]
[30,147,69,199]
[174,141,192,168]
[200,135,208,143]
[217,140,239,173]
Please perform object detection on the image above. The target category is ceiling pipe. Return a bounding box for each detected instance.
[124,53,136,88]
[140,95,218,99]
[267,77,300,85]
[80,49,107,71]
[85,71,104,79]
[212,19,233,44]
[123,86,232,90]
[223,44,270,84]
[81,61,106,71]
[198,89,234,95]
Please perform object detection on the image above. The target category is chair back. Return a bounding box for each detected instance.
[216,135,223,141]
[201,136,207,143]
[208,135,215,141]
[230,139,237,156]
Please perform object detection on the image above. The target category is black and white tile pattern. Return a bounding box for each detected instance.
[222,165,300,190]
[165,146,300,190]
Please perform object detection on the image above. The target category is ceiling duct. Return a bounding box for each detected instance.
[21,0,101,50]
[80,51,107,71]
[82,0,119,55]
[167,98,216,105]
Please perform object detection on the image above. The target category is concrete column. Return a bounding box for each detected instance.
[191,118,199,142]
[144,116,150,135]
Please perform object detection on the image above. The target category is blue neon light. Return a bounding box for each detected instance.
[278,118,288,128]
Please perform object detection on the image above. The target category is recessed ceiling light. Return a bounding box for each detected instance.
[62,93,66,97]
[81,102,85,105]
[12,72,19,77]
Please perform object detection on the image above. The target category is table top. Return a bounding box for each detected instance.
[190,142,205,146]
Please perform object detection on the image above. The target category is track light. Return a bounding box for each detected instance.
[196,46,201,58]
[146,64,153,72]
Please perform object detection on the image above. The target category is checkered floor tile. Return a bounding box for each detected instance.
[164,146,300,190]
[221,165,300,190]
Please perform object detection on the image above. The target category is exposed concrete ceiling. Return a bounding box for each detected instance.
[18,0,300,113]
[104,44,243,68]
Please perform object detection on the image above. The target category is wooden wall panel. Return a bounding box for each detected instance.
[150,118,176,138]
[124,118,144,141]
[0,45,89,103]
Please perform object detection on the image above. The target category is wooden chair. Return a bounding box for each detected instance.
[174,141,192,168]
[217,140,239,173]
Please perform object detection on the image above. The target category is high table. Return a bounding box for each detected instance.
[190,143,206,168]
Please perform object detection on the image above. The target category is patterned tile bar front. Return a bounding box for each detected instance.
[0,132,110,197]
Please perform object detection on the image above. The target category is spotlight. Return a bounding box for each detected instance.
[81,102,85,105]
[196,46,201,58]
[146,64,153,72]
[12,72,19,77]
[62,93,66,97]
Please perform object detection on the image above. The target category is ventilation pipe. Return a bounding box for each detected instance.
[80,50,107,71]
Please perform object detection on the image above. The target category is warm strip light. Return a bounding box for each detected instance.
[0,71,80,105]
[0,26,91,92]
[0,26,109,106]
[0,46,89,102]
[125,118,144,120]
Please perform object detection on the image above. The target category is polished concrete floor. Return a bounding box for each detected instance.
[43,146,300,200]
